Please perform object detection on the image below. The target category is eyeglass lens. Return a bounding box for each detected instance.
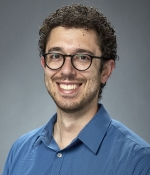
[45,53,92,71]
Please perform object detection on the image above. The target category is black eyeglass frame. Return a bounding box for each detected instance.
[42,53,109,71]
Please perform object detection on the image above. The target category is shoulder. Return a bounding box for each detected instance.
[20,126,44,140]
[2,126,45,174]
[111,119,150,148]
[17,126,44,142]
[10,126,44,154]
[109,120,150,174]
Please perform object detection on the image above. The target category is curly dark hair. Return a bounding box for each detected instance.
[38,4,118,99]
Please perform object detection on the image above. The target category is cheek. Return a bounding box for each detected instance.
[85,65,101,84]
[44,68,57,81]
[44,71,52,87]
[44,75,49,87]
[45,76,56,96]
[86,73,101,91]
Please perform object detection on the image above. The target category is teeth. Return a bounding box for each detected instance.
[59,84,78,90]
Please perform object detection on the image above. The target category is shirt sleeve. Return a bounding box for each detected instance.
[123,147,150,175]
[2,145,14,175]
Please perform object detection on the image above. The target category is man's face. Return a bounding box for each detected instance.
[41,27,110,113]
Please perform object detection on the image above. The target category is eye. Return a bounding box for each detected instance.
[75,54,91,62]
[48,53,63,61]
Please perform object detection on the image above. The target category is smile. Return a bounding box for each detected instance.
[59,84,79,90]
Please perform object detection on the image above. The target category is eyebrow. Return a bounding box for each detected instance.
[47,47,62,53]
[47,47,95,55]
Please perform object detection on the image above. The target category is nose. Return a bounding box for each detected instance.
[60,57,76,76]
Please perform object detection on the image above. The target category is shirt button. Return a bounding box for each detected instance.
[57,153,62,158]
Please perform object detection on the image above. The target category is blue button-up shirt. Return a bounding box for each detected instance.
[3,104,150,175]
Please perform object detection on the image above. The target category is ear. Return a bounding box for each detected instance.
[41,56,45,68]
[100,60,115,84]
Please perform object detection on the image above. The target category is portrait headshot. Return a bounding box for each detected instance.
[0,0,150,174]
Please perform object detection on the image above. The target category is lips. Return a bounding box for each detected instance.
[59,84,79,90]
[53,77,85,93]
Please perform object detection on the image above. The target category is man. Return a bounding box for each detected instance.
[3,4,150,175]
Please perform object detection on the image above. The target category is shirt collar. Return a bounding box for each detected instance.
[78,104,111,154]
[33,104,111,154]
[33,114,57,147]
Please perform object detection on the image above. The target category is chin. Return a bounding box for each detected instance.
[56,100,84,113]
[48,85,99,113]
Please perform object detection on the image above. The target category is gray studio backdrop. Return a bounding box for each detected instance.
[0,0,150,173]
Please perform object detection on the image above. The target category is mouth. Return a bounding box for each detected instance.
[58,83,81,91]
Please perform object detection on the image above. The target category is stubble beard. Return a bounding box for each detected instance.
[44,74,101,114]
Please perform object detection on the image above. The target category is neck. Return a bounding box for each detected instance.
[53,103,99,149]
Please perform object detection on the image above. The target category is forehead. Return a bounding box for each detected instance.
[46,26,101,54]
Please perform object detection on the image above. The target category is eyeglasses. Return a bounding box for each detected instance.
[42,52,108,71]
